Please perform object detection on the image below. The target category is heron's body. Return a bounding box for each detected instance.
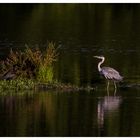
[100,66,123,82]
[94,56,123,93]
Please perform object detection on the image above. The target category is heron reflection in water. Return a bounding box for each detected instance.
[97,96,122,131]
[94,56,123,94]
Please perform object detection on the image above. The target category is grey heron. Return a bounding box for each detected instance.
[94,56,123,93]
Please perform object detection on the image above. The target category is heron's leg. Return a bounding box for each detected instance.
[107,81,110,96]
[113,81,117,96]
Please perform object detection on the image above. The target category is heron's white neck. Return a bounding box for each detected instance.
[98,57,105,72]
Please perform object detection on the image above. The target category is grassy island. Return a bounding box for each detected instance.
[0,42,94,92]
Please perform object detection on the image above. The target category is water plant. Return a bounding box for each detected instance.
[0,42,95,91]
[0,79,35,91]
[0,42,58,82]
[37,42,58,82]
[37,65,54,83]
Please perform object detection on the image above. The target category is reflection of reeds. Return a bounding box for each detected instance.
[0,42,58,82]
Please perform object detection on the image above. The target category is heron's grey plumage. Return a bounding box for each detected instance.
[94,56,123,93]
[100,67,123,81]
[94,56,123,82]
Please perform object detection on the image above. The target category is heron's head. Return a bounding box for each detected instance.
[94,56,105,60]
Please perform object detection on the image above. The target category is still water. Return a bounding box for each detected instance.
[0,89,140,137]
[0,4,140,136]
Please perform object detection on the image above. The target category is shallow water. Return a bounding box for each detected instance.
[0,4,140,136]
[0,89,140,137]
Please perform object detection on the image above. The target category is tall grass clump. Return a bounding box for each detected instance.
[37,42,58,82]
[38,65,54,83]
[0,42,58,83]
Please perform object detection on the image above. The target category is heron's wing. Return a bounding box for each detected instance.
[101,67,123,81]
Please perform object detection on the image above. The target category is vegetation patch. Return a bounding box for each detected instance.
[0,79,35,91]
[0,42,58,81]
[37,82,94,91]
[0,79,94,92]
[0,42,94,92]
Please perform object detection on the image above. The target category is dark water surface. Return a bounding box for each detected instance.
[0,4,140,136]
[0,89,140,137]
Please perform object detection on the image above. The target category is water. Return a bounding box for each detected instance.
[0,89,140,137]
[0,3,140,136]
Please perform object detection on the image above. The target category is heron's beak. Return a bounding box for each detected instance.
[93,56,99,58]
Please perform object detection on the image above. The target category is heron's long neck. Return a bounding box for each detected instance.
[98,58,105,72]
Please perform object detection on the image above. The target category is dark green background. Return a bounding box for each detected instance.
[0,4,140,136]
